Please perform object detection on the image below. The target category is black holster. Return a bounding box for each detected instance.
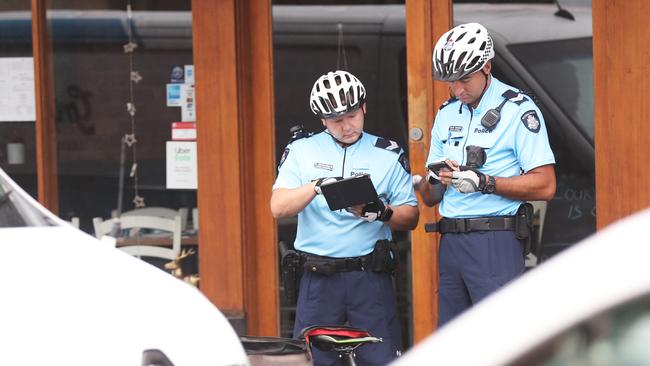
[515,203,534,256]
[280,242,301,304]
[369,239,398,274]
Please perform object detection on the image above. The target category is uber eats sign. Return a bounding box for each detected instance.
[166,141,197,189]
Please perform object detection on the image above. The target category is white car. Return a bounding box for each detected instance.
[393,208,650,366]
[0,168,249,366]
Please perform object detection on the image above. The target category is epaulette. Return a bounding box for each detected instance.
[374,137,401,154]
[501,89,530,106]
[439,97,458,110]
[518,89,541,105]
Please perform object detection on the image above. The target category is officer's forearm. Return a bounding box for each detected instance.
[493,164,556,201]
[417,180,445,207]
[386,204,419,231]
[270,183,316,218]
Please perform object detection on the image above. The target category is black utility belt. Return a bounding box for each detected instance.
[424,216,516,234]
[297,239,397,276]
[299,251,372,275]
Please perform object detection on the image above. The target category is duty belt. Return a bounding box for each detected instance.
[299,251,372,273]
[425,216,516,234]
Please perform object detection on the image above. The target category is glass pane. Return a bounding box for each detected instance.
[509,39,594,143]
[272,2,412,349]
[0,1,37,198]
[47,2,195,234]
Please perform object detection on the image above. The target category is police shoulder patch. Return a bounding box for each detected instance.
[279,147,290,168]
[374,137,401,153]
[521,110,541,133]
[398,152,411,173]
[439,97,458,110]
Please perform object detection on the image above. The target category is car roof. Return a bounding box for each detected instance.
[272,3,592,43]
[455,3,593,44]
[393,208,650,366]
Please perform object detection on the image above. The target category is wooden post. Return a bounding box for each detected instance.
[31,0,59,213]
[593,0,650,228]
[236,0,279,336]
[192,0,278,335]
[192,0,245,324]
[406,0,452,342]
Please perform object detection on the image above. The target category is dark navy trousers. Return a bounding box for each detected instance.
[293,270,400,366]
[438,230,524,326]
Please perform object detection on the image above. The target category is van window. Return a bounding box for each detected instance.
[509,38,594,142]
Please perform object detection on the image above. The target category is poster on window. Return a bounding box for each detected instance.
[166,141,197,189]
[0,57,35,122]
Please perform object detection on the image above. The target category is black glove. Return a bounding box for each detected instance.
[314,177,342,195]
[360,199,393,222]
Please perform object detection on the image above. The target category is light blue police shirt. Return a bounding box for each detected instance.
[273,131,417,257]
[426,76,555,218]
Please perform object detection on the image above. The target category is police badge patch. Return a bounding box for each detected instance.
[398,152,411,173]
[279,147,290,168]
[521,110,541,133]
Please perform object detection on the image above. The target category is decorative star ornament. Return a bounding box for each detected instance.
[123,41,138,53]
[133,195,145,208]
[130,71,142,83]
[124,133,137,147]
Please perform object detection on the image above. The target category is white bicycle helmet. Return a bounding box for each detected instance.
[432,22,494,82]
[309,70,366,119]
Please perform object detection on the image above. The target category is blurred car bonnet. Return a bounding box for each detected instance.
[393,208,650,366]
[0,167,248,366]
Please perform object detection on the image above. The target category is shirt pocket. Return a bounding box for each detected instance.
[442,131,466,159]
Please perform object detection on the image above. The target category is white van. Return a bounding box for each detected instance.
[273,3,595,260]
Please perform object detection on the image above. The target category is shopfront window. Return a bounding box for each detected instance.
[46,2,195,233]
[272,3,412,346]
[0,1,36,197]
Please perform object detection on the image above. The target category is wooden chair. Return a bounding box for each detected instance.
[119,207,188,231]
[92,215,182,260]
[69,217,80,229]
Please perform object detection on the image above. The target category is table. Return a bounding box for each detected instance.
[116,233,199,248]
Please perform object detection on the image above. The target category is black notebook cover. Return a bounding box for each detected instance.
[320,174,378,211]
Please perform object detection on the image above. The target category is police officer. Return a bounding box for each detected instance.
[271,70,419,365]
[414,23,556,326]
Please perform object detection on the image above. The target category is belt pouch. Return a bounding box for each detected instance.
[515,203,534,255]
[303,257,337,276]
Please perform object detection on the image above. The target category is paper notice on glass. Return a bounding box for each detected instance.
[0,57,35,122]
[184,65,194,84]
[180,84,195,122]
[166,141,197,189]
[166,84,182,107]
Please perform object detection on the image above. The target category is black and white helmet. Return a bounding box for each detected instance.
[432,22,494,82]
[309,70,366,119]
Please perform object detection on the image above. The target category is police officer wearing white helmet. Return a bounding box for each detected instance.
[414,23,556,326]
[271,70,419,365]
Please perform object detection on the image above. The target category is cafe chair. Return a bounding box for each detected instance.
[92,215,182,260]
[120,206,189,231]
[69,217,80,229]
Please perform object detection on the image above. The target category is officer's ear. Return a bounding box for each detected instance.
[361,102,367,115]
[482,60,492,76]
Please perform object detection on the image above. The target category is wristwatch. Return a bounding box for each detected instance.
[482,175,496,194]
